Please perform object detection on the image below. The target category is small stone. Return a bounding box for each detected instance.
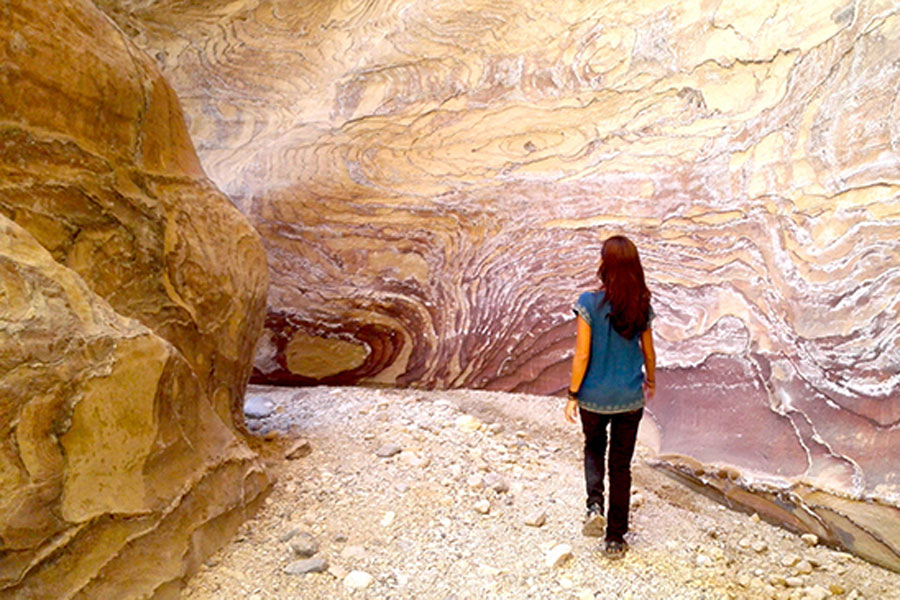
[380,511,396,527]
[400,451,430,468]
[750,513,761,523]
[768,575,786,587]
[738,537,751,549]
[801,533,819,547]
[334,533,348,543]
[455,415,481,432]
[466,474,483,489]
[474,499,491,514]
[284,557,328,575]
[343,570,374,590]
[477,564,501,576]
[805,585,830,600]
[328,564,349,579]
[751,540,768,553]
[695,554,713,567]
[847,590,860,600]
[737,574,751,588]
[545,544,573,568]
[278,527,300,543]
[630,492,644,508]
[781,554,801,568]
[793,560,813,575]
[289,533,319,558]
[785,576,803,588]
[829,584,846,595]
[285,439,312,460]
[483,472,509,493]
[375,444,402,458]
[340,545,368,561]
[488,423,504,434]
[524,510,546,527]
[244,396,274,419]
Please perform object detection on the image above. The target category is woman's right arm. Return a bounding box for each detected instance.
[640,326,656,399]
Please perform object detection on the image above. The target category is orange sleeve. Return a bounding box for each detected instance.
[569,314,591,393]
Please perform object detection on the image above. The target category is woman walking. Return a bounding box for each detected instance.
[565,235,656,559]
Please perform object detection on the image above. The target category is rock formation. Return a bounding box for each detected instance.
[0,0,270,597]
[95,0,898,572]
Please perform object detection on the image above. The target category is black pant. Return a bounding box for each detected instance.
[580,407,643,543]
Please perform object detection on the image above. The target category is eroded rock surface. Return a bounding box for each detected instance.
[97,0,898,571]
[1,0,268,430]
[1,0,270,596]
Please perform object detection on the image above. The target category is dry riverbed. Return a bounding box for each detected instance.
[182,386,900,600]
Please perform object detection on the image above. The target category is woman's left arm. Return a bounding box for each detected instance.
[565,315,592,423]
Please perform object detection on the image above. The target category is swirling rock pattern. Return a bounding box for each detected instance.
[100,0,898,570]
[1,0,270,596]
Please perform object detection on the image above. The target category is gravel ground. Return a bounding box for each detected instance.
[182,385,900,600]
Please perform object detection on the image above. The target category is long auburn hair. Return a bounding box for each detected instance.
[597,235,651,340]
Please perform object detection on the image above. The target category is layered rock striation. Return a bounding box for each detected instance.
[1,0,270,596]
[98,0,898,571]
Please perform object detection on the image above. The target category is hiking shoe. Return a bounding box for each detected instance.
[582,506,605,537]
[604,539,627,559]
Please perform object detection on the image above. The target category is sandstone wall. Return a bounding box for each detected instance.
[96,0,898,570]
[0,0,270,596]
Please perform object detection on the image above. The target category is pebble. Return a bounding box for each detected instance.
[524,509,546,527]
[785,576,803,588]
[284,557,328,575]
[781,554,801,568]
[805,585,830,600]
[343,570,374,590]
[545,544,573,568]
[483,472,509,493]
[375,444,402,458]
[455,415,481,432]
[793,560,813,575]
[278,527,300,543]
[695,553,713,567]
[340,545,368,561]
[289,533,319,558]
[285,439,312,459]
[244,396,274,419]
[751,540,768,553]
[801,533,819,547]
[474,499,491,514]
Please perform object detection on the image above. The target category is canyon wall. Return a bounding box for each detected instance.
[97,0,898,571]
[0,0,270,597]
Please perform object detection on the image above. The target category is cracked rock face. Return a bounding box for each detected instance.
[1,0,270,597]
[95,0,897,571]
